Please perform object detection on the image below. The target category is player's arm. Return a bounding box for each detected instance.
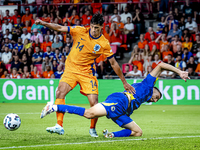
[109,57,136,94]
[150,62,190,82]
[35,19,69,32]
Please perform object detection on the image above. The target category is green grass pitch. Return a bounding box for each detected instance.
[0,104,200,150]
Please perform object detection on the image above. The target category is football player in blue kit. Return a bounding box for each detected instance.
[40,62,189,138]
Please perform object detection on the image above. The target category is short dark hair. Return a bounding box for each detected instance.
[154,87,162,99]
[90,13,104,26]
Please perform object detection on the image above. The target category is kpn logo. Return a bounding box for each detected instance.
[2,80,57,102]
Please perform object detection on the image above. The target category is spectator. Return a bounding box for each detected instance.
[52,36,63,51]
[54,65,64,78]
[12,9,21,24]
[22,66,31,78]
[10,68,20,79]
[31,66,42,78]
[182,0,194,18]
[124,17,134,48]
[173,7,181,21]
[91,0,102,14]
[64,36,72,49]
[103,15,111,32]
[41,36,52,53]
[192,34,200,52]
[43,65,54,78]
[22,8,33,24]
[196,47,200,63]
[42,12,51,23]
[187,56,197,71]
[3,10,12,23]
[63,46,70,56]
[143,54,153,73]
[52,60,58,72]
[43,46,54,62]
[157,16,166,34]
[26,47,33,64]
[3,38,13,51]
[81,9,92,27]
[4,29,12,40]
[21,28,31,44]
[152,53,162,69]
[14,37,23,53]
[125,65,142,77]
[110,8,118,23]
[138,34,148,50]
[132,7,144,38]
[42,56,53,72]
[1,46,12,64]
[160,70,174,78]
[12,27,22,44]
[1,70,8,78]
[116,16,124,32]
[182,48,193,62]
[2,19,12,34]
[170,35,182,54]
[103,25,111,42]
[175,55,186,71]
[59,55,66,66]
[188,67,198,77]
[182,36,193,51]
[50,73,55,78]
[53,31,63,43]
[69,9,79,25]
[167,24,182,42]
[31,29,43,43]
[161,45,173,62]
[21,38,32,53]
[11,55,21,71]
[128,53,143,72]
[130,45,140,57]
[167,54,175,66]
[140,45,149,62]
[31,17,43,32]
[174,45,183,59]
[148,34,160,51]
[181,28,190,42]
[53,48,62,63]
[63,12,70,26]
[155,34,169,51]
[32,38,42,53]
[123,64,131,76]
[32,46,43,64]
[23,21,31,33]
[144,65,153,77]
[14,17,24,30]
[19,53,31,72]
[185,16,197,34]
[144,27,158,42]
[109,23,122,46]
[178,16,186,31]
[121,6,132,24]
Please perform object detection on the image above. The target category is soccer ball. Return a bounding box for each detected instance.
[3,113,21,131]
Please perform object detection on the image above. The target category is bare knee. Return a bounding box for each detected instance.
[84,109,95,119]
[130,130,143,137]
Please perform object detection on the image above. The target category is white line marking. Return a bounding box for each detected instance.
[0,135,200,149]
[0,113,40,115]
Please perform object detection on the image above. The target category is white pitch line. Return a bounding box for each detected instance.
[0,113,40,115]
[0,135,200,149]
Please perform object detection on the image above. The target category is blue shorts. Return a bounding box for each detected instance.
[101,92,133,127]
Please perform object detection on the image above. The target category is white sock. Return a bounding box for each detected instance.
[52,105,57,111]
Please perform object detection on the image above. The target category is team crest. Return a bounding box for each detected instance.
[94,44,101,52]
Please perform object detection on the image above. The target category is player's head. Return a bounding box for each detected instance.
[90,13,104,38]
[148,87,162,103]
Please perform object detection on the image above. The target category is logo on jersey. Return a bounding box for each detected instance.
[111,106,115,112]
[94,44,101,52]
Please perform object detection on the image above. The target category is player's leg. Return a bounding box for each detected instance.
[103,115,142,138]
[41,103,107,119]
[45,82,72,135]
[87,94,99,137]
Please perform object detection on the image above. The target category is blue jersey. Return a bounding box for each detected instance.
[54,71,63,79]
[43,52,54,60]
[127,74,157,116]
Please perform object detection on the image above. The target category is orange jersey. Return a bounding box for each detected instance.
[160,41,169,51]
[22,14,33,24]
[69,15,80,25]
[81,14,92,27]
[31,71,42,78]
[43,71,54,78]
[65,26,114,74]
[42,17,51,23]
[138,40,148,49]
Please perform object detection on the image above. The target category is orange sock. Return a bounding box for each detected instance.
[55,98,65,127]
[90,118,98,129]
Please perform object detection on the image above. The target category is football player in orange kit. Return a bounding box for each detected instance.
[35,13,135,137]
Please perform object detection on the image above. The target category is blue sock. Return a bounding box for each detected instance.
[113,129,132,137]
[57,105,85,116]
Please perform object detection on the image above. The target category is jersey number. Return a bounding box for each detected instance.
[90,80,97,88]
[76,42,84,52]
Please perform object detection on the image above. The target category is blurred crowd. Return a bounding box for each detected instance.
[0,0,200,79]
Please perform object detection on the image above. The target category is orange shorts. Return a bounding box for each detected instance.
[60,71,98,96]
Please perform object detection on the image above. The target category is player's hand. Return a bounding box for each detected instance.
[123,82,136,95]
[180,71,190,82]
[35,19,43,25]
